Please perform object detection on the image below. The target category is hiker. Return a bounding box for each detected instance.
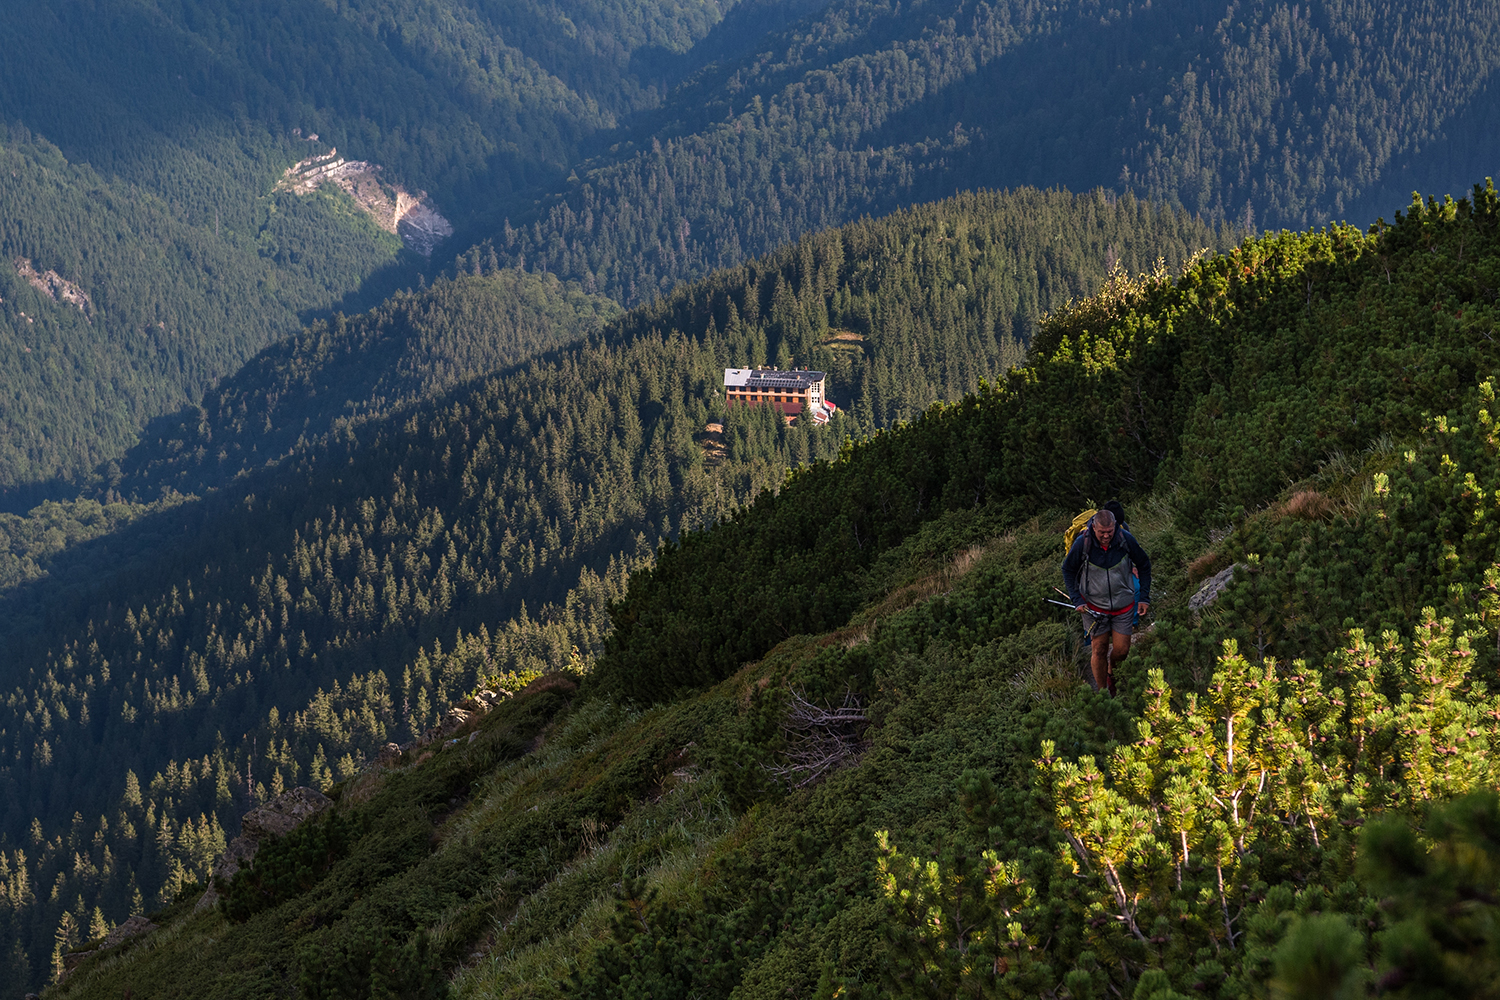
[1061,507,1151,695]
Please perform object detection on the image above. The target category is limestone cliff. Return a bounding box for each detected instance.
[278,150,453,256]
[13,257,91,317]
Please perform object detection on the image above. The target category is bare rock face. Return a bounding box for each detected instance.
[201,836,259,901]
[395,686,514,754]
[241,786,333,842]
[101,914,157,950]
[276,150,452,256]
[395,198,455,257]
[196,786,332,911]
[1189,564,1242,613]
[13,257,91,315]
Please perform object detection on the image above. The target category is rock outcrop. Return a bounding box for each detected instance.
[13,258,91,316]
[276,150,453,256]
[403,686,514,750]
[58,914,158,979]
[1189,564,1242,613]
[101,914,158,950]
[195,786,332,911]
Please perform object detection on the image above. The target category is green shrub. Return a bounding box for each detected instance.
[220,811,366,923]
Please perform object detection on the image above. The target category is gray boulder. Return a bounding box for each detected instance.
[196,786,332,911]
[1189,564,1242,613]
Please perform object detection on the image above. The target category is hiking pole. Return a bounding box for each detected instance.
[1046,598,1110,629]
[1044,599,1112,693]
[1047,598,1107,620]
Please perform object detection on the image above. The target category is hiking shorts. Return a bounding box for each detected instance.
[1082,607,1135,638]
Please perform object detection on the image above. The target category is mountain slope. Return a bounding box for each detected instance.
[0,186,1219,996]
[0,0,732,495]
[108,268,622,500]
[39,178,1500,1000]
[114,185,1223,501]
[0,126,414,500]
[8,0,1499,494]
[471,0,1500,303]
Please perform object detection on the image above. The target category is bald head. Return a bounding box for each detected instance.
[1093,509,1116,529]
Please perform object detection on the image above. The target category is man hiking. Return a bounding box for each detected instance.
[1061,507,1151,695]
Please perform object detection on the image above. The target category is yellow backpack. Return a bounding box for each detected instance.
[1063,509,1097,554]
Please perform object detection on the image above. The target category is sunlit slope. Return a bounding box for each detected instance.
[0,186,1220,996]
[43,180,1500,1000]
[600,186,1500,703]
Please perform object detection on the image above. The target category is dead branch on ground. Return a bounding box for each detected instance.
[764,688,868,788]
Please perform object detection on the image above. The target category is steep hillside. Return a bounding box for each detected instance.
[0,126,415,500]
[8,0,1499,492]
[38,179,1500,1000]
[470,0,1500,303]
[0,186,1219,995]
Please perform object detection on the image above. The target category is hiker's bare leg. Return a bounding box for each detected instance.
[1089,630,1131,694]
[1091,634,1112,690]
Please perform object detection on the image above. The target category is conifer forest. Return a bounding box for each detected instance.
[4,0,1500,998]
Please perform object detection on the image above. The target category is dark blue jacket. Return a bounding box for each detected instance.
[1062,526,1152,612]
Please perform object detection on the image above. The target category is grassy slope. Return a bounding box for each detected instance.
[49,181,1500,999]
[52,510,1095,1000]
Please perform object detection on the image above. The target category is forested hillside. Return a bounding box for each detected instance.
[0,124,414,500]
[7,0,1500,496]
[472,0,1500,303]
[107,268,621,501]
[20,0,1495,298]
[0,0,733,495]
[0,0,715,212]
[8,0,1500,993]
[38,180,1500,1000]
[106,186,1219,500]
[0,187,1217,995]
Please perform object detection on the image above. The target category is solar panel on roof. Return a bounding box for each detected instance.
[724,368,826,396]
